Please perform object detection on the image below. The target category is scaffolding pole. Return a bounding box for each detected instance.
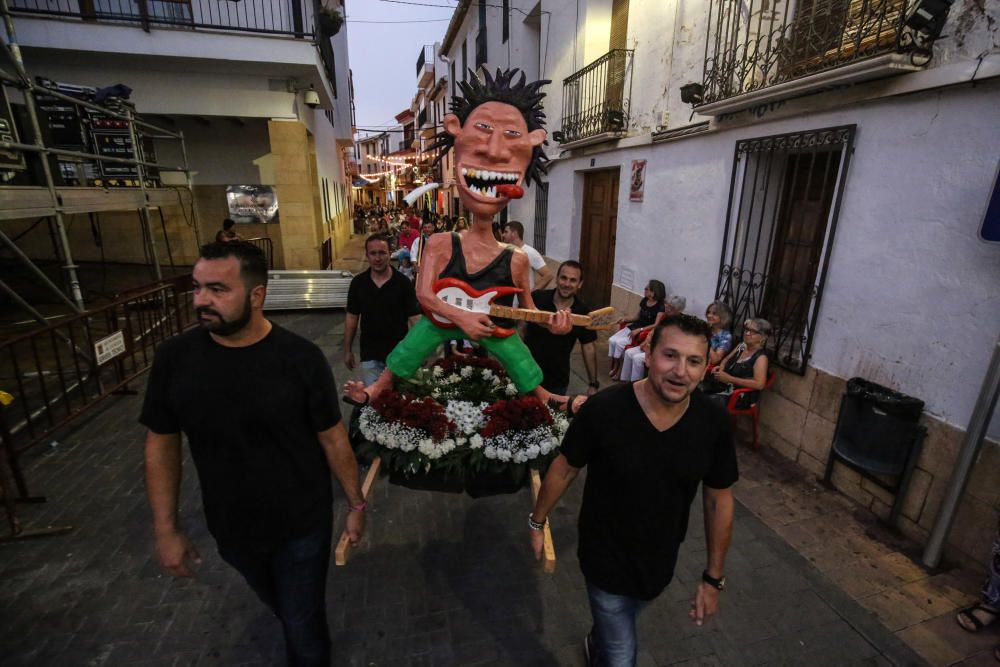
[126,107,163,281]
[1,0,84,310]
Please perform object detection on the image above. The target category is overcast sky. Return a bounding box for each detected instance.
[346,1,457,138]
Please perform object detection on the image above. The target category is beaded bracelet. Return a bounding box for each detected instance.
[527,513,546,531]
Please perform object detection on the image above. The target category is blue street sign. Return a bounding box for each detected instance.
[982,159,1000,244]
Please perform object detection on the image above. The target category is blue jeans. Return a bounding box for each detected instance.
[586,580,651,667]
[218,521,332,666]
[361,359,387,386]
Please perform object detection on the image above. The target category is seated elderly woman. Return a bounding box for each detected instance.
[607,279,666,379]
[702,317,771,409]
[618,294,687,383]
[706,300,734,367]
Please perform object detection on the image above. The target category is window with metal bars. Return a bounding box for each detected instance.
[532,182,549,254]
[715,125,856,374]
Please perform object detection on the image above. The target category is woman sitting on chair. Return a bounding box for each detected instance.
[706,300,734,367]
[704,318,771,409]
[607,279,666,379]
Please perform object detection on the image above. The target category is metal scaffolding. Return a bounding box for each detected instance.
[0,0,201,322]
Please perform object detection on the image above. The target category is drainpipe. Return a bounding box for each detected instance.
[922,333,1000,568]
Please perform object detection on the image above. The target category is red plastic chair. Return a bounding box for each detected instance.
[725,370,776,450]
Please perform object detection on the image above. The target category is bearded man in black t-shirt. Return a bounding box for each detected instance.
[140,241,366,667]
[529,314,738,667]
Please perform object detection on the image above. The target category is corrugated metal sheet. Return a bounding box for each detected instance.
[264,270,354,311]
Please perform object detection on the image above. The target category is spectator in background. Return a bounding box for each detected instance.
[703,318,771,409]
[215,218,240,243]
[608,280,666,380]
[455,217,470,234]
[344,235,421,386]
[410,220,436,273]
[705,301,734,367]
[618,294,687,383]
[502,221,553,291]
[397,250,416,281]
[955,524,1000,663]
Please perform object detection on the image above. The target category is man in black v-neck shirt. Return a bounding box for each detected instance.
[530,314,738,667]
[344,234,421,385]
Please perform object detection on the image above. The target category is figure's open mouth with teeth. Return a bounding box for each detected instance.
[459,167,522,200]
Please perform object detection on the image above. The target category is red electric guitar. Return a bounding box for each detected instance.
[425,277,617,338]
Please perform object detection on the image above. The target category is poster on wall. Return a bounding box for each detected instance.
[226,185,279,224]
[630,160,646,202]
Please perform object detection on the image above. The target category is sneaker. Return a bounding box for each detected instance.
[583,631,596,666]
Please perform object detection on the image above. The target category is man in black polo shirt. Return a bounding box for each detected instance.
[523,260,600,396]
[344,234,421,385]
[529,314,738,667]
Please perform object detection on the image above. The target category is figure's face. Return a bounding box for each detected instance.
[444,101,546,219]
[645,326,709,404]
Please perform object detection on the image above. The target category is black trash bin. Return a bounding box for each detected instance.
[823,378,927,526]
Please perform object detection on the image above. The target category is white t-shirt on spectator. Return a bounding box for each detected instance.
[513,243,547,308]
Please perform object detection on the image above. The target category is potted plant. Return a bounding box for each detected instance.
[316,5,344,37]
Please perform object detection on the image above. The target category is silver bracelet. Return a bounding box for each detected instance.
[528,513,546,531]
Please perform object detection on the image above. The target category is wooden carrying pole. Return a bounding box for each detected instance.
[530,469,556,573]
[334,457,381,566]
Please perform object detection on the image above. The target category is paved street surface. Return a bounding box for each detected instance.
[1,310,934,666]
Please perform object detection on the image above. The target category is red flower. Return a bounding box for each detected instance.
[480,396,553,437]
[372,391,455,440]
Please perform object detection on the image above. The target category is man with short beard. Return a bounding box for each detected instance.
[140,241,366,666]
[529,314,738,667]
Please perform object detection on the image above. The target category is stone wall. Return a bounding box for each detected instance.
[760,365,1000,570]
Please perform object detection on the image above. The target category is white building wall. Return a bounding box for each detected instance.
[543,79,1000,437]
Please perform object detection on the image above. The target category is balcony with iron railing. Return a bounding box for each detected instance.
[416,45,435,88]
[557,49,634,146]
[475,28,487,69]
[10,0,316,37]
[696,0,939,114]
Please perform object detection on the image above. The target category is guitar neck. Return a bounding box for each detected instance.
[489,305,591,327]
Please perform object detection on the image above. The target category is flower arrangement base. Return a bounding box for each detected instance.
[464,466,527,498]
[342,356,566,569]
[388,467,466,494]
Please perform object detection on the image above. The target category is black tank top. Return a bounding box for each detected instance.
[438,232,517,327]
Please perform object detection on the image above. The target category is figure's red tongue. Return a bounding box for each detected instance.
[496,184,524,199]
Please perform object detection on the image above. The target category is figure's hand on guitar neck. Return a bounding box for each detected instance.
[544,309,573,336]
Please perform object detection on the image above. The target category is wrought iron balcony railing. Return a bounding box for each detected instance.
[559,49,634,144]
[475,28,488,69]
[416,47,427,77]
[700,0,922,106]
[10,0,315,37]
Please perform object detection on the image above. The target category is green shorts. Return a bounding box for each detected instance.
[386,317,544,393]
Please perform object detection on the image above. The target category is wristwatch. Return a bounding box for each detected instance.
[702,570,726,591]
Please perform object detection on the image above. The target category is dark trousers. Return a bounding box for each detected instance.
[218,521,332,666]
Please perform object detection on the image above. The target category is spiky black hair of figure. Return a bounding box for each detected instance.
[429,68,551,187]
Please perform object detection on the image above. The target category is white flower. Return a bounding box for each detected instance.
[505,383,517,396]
[433,366,444,377]
[484,445,496,458]
[470,434,483,449]
[447,373,461,384]
[482,369,494,380]
[461,366,474,378]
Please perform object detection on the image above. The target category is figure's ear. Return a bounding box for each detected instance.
[443,113,462,138]
[527,128,547,147]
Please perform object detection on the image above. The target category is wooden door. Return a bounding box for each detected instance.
[579,169,619,307]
